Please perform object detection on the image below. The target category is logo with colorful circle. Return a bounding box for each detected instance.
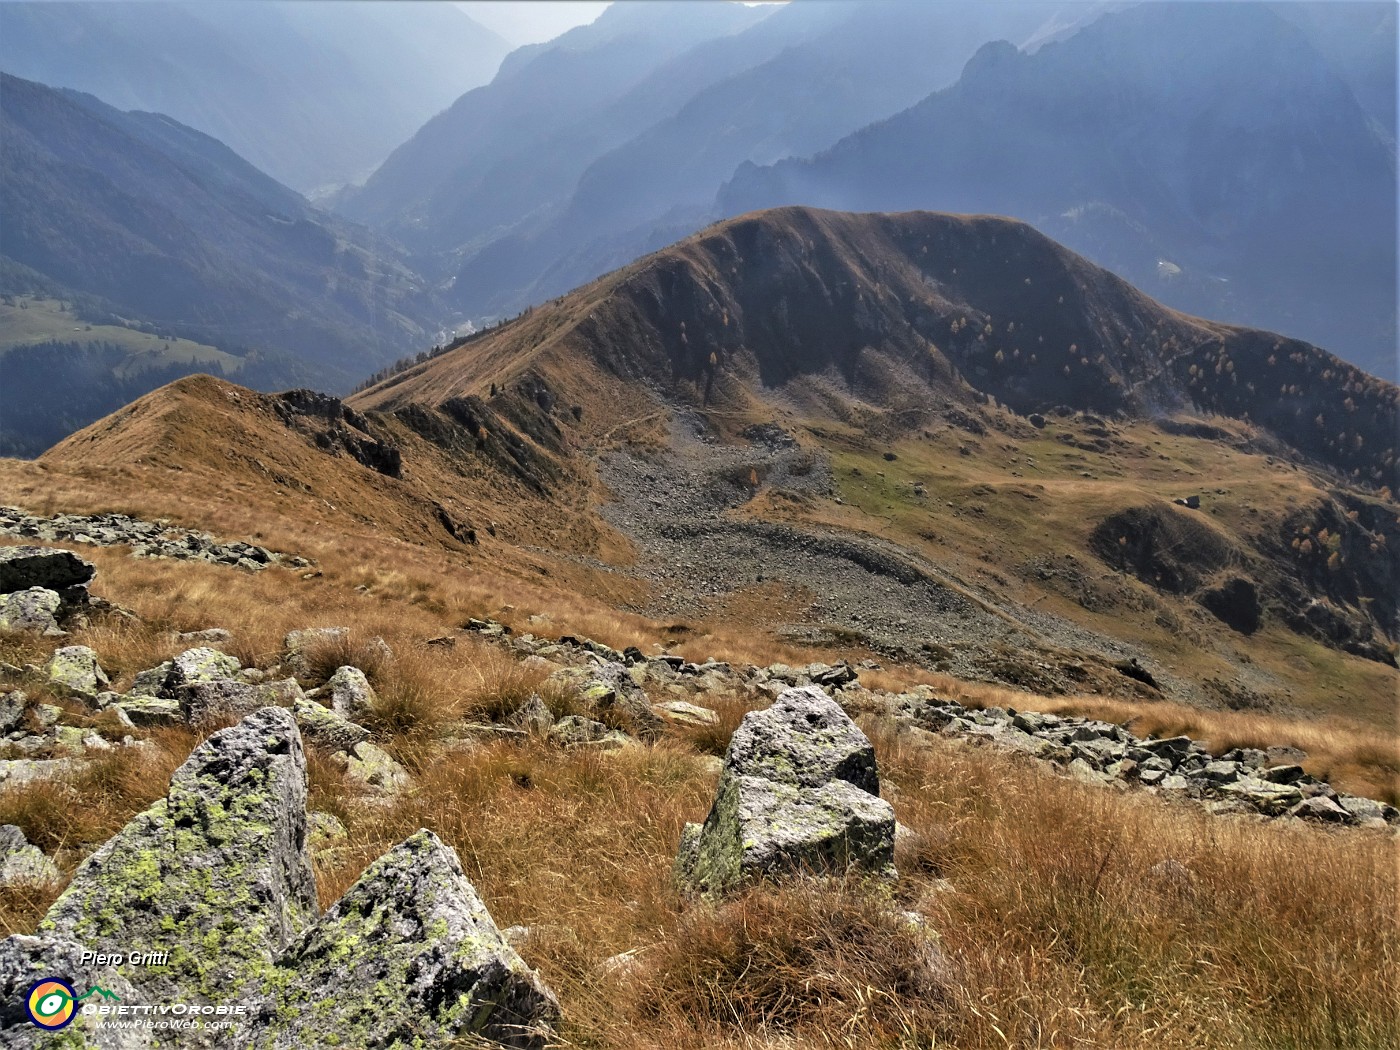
[26,977,77,1029]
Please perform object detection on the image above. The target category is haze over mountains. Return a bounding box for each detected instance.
[721,2,1398,380]
[0,0,1394,458]
[0,0,511,192]
[340,0,1112,312]
[0,73,439,454]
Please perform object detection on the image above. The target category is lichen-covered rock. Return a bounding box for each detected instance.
[44,645,109,699]
[0,546,94,594]
[165,646,241,690]
[0,758,83,788]
[111,695,182,727]
[727,686,880,794]
[676,686,895,897]
[325,665,376,720]
[652,700,720,727]
[293,697,369,754]
[177,627,233,645]
[0,587,64,635]
[176,677,303,724]
[249,830,560,1050]
[0,825,59,886]
[338,740,410,794]
[307,811,347,851]
[510,694,555,734]
[582,662,664,741]
[547,715,631,750]
[40,708,317,1014]
[128,661,172,698]
[0,935,147,1049]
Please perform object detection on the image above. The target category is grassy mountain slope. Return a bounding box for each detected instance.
[358,208,1399,719]
[1,206,1395,1047]
[1,210,1396,1050]
[0,73,445,454]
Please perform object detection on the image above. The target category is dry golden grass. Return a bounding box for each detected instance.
[0,723,210,931]
[1,632,1395,1048]
[0,500,1397,1047]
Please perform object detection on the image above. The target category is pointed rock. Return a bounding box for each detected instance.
[727,685,880,793]
[251,829,560,1049]
[41,707,317,1012]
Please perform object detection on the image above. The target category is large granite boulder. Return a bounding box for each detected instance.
[40,708,317,1015]
[249,830,560,1049]
[675,686,896,896]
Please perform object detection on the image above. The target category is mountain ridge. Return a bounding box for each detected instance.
[718,3,1397,378]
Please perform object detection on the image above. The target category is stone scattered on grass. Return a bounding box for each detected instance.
[324,665,377,721]
[0,587,64,636]
[676,686,896,897]
[44,645,109,700]
[0,825,59,886]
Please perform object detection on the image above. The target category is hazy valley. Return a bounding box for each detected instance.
[0,3,1396,1049]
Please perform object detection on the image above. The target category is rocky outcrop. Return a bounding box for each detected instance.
[0,508,309,573]
[542,663,663,742]
[0,544,94,595]
[250,830,560,1050]
[468,617,1400,831]
[3,709,559,1049]
[675,686,896,896]
[0,545,97,639]
[891,695,1400,827]
[41,708,316,1016]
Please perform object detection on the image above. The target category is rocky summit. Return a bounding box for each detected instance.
[0,709,559,1049]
